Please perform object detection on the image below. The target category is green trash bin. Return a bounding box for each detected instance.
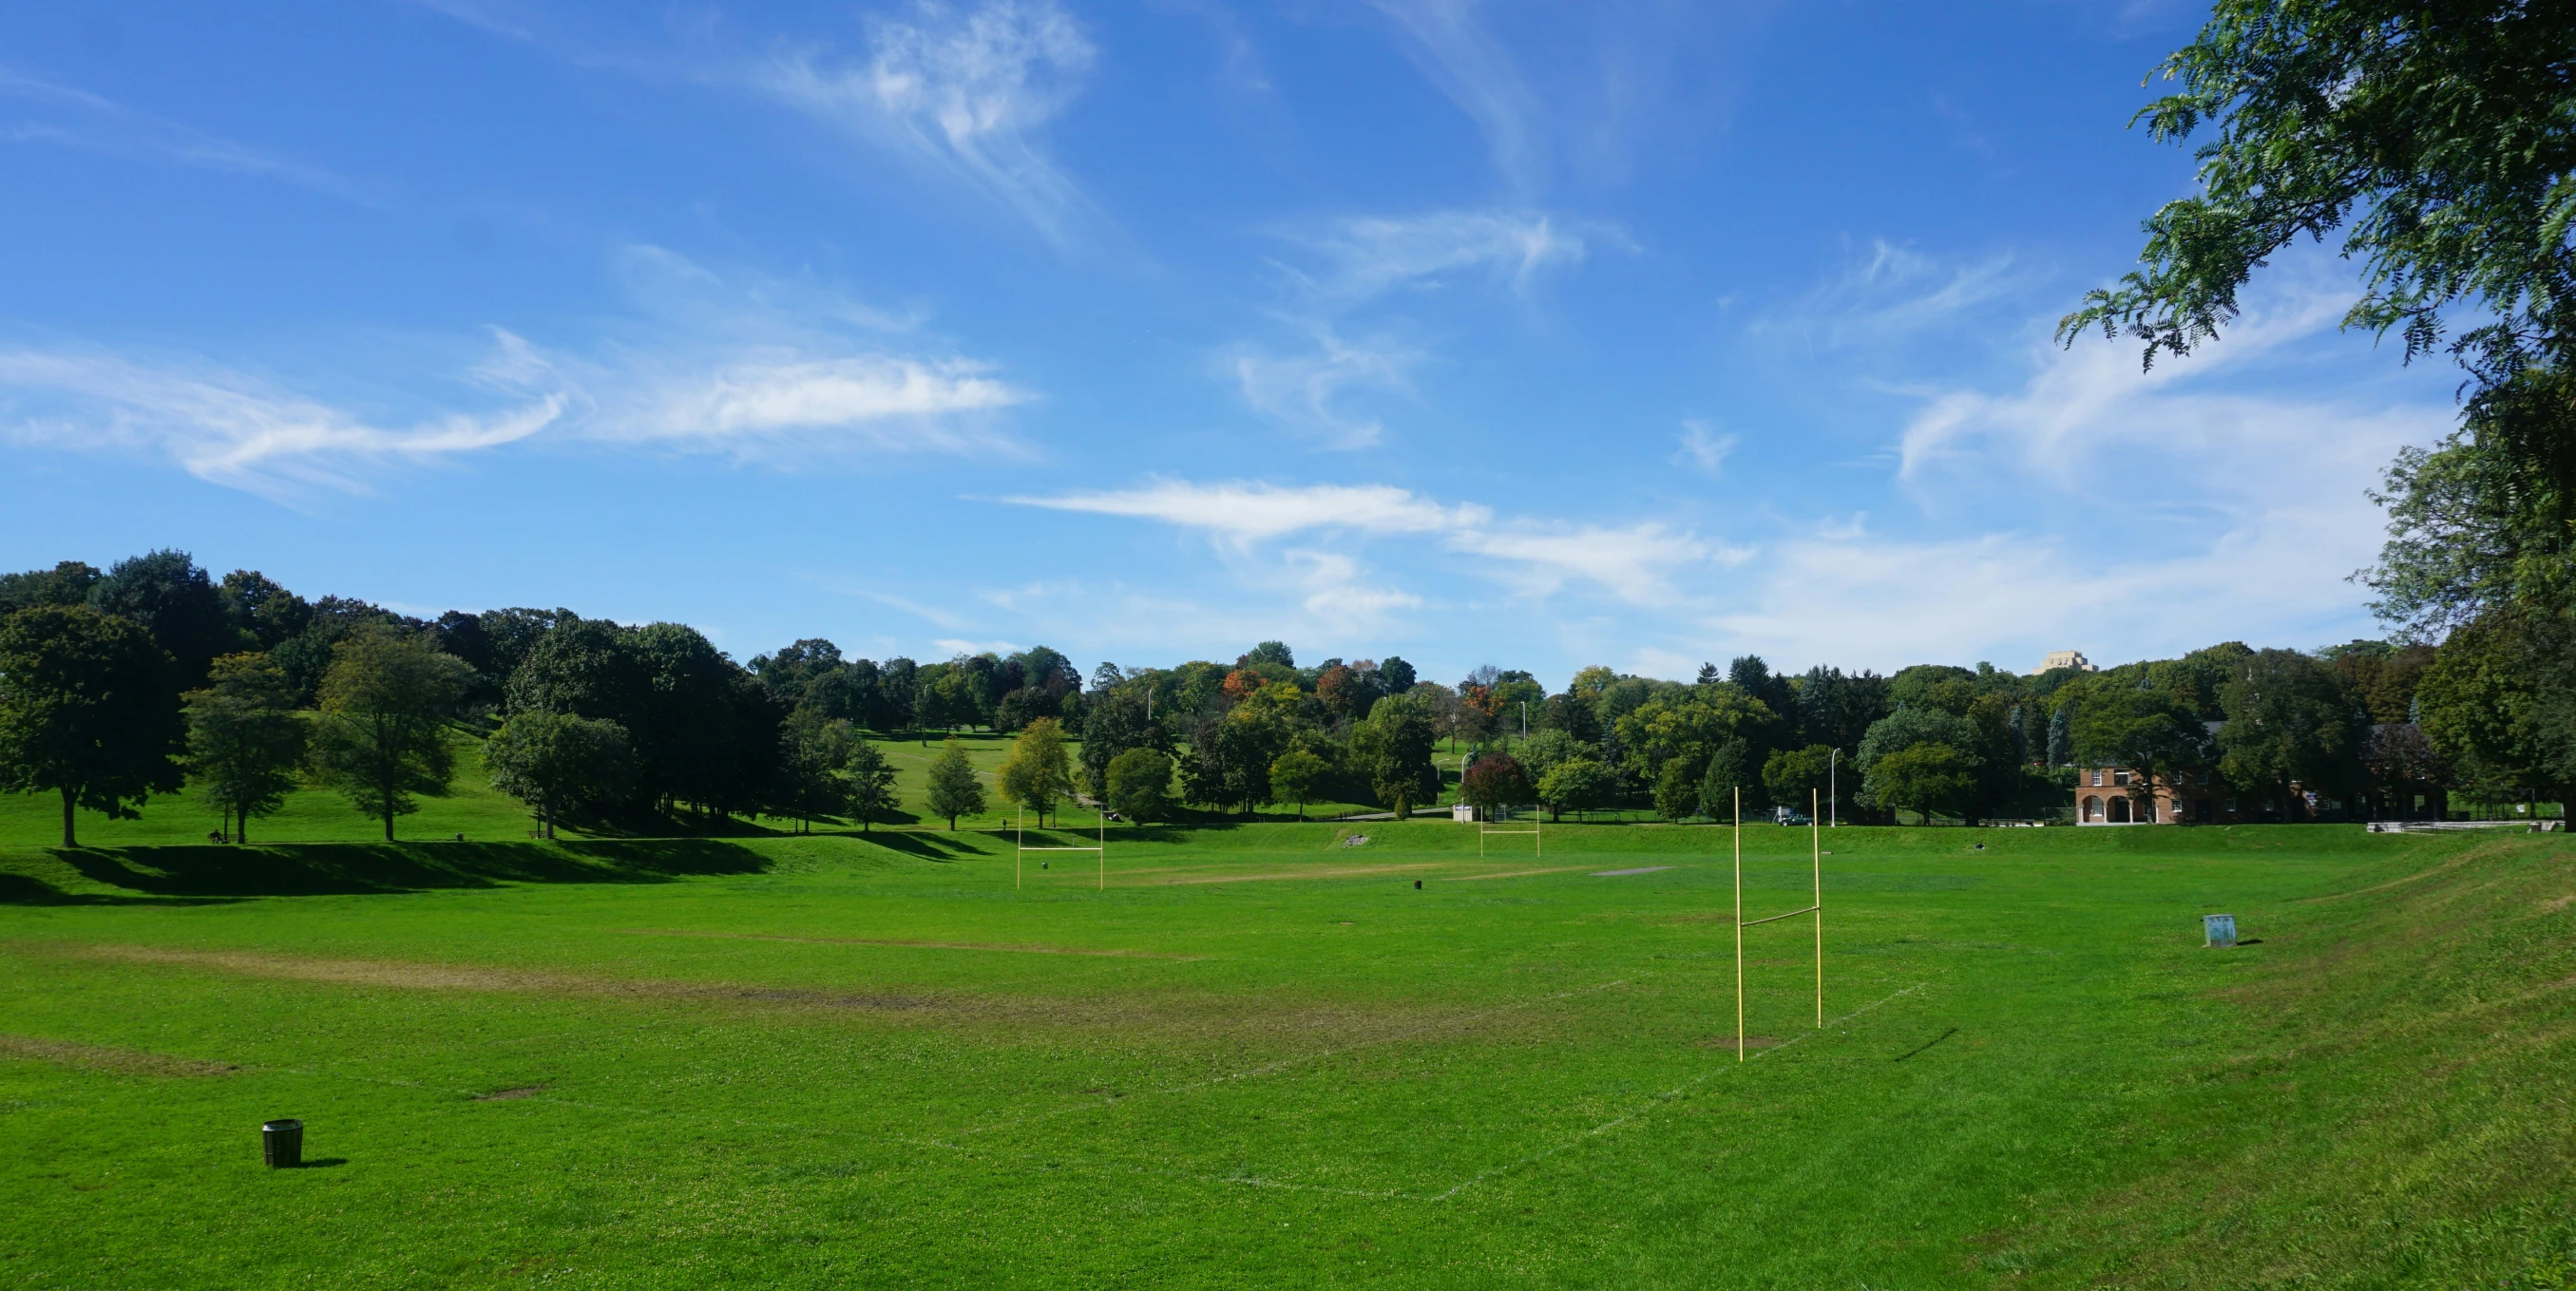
[262,1119,303,1168]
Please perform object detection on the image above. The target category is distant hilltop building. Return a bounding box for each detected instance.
[2033,650,2097,675]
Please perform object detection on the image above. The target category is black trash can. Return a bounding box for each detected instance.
[262,1119,303,1168]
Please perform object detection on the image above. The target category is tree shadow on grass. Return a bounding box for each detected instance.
[838,831,980,862]
[0,867,245,907]
[23,839,771,902]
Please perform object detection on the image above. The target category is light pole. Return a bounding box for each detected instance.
[1829,748,1839,827]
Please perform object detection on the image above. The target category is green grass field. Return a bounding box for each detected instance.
[3,801,2573,1287]
[0,731,1481,850]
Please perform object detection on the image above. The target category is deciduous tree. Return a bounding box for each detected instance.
[997,717,1075,826]
[1859,743,1976,824]
[1536,756,1614,822]
[1105,747,1174,824]
[0,606,185,846]
[483,711,632,839]
[308,626,474,841]
[1269,749,1328,820]
[185,653,307,844]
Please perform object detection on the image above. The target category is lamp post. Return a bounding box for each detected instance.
[1829,748,1839,828]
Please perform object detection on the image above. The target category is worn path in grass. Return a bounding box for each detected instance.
[1,822,2571,1288]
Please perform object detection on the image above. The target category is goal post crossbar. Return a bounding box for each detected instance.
[1739,903,1820,928]
[1016,805,1109,891]
[1475,807,1542,857]
[1732,787,1826,1062]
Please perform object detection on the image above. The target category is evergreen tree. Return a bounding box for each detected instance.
[924,739,986,830]
[844,742,899,832]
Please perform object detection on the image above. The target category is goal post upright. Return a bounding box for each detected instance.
[1014,798,1108,893]
[1734,788,1745,1064]
[1729,786,1828,1062]
[1477,802,1543,858]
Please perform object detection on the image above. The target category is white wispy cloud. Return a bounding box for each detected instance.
[1222,328,1422,449]
[0,68,370,202]
[1673,419,1734,475]
[0,346,564,500]
[1364,0,1543,192]
[0,330,1036,498]
[1756,239,2029,351]
[1009,479,1479,542]
[609,353,1028,451]
[1285,209,1593,303]
[1896,283,2373,490]
[1005,478,1716,605]
[1449,522,1730,605]
[1692,274,2454,669]
[1227,208,1605,448]
[761,0,1097,244]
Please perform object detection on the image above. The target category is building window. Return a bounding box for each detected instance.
[2113,769,2132,787]
[2082,794,2103,822]
[2089,769,2104,787]
[2224,797,2239,813]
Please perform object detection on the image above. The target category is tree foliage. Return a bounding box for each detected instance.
[997,718,1075,824]
[1350,693,1439,819]
[1536,756,1615,822]
[0,605,185,846]
[1859,743,1977,824]
[2062,0,2576,383]
[483,710,633,839]
[2216,648,2370,819]
[924,739,986,829]
[1106,747,1174,824]
[308,625,475,841]
[185,652,306,843]
[1269,749,1329,819]
[844,742,899,832]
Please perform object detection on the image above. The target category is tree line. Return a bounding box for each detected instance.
[0,547,2546,845]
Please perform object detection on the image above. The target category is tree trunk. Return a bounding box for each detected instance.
[544,798,556,841]
[384,808,395,842]
[60,787,75,848]
[239,807,249,845]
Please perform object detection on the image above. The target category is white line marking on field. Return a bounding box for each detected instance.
[1422,978,1936,1202]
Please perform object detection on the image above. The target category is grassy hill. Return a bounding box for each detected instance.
[0,729,1481,851]
[0,822,2568,1286]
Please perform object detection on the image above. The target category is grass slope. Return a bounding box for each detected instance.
[0,823,2568,1288]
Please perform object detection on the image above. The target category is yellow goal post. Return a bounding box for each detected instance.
[1478,802,1541,857]
[1732,788,1825,1061]
[1016,803,1109,891]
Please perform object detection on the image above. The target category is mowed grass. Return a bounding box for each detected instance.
[0,730,1448,851]
[2,817,2573,1288]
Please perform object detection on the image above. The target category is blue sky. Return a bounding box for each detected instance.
[0,0,2458,688]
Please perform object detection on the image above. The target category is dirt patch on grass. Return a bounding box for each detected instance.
[32,941,1554,1049]
[620,929,1207,960]
[0,1033,239,1076]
